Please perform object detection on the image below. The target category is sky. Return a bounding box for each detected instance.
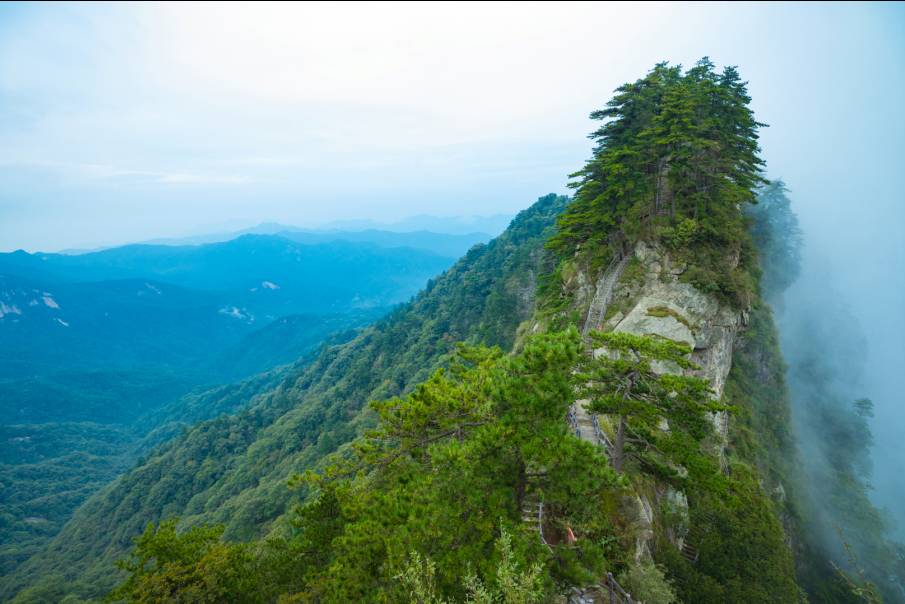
[0,1,903,522]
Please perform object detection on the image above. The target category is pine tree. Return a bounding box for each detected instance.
[549,58,767,278]
[579,331,721,475]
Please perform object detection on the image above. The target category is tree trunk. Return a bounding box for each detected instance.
[614,415,627,473]
[654,158,663,216]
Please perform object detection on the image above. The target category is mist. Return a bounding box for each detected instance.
[784,245,904,603]
[2,3,903,254]
[0,0,903,564]
[779,220,905,539]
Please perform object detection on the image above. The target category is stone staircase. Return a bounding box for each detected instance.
[567,573,635,604]
[678,513,717,564]
[569,401,614,458]
[521,493,550,548]
[569,400,597,443]
[582,252,632,336]
[680,536,700,563]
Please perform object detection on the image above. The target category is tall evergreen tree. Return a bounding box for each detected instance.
[550,58,767,276]
[579,331,720,476]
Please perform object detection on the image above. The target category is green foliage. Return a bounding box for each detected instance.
[660,218,699,250]
[618,560,677,604]
[108,330,622,603]
[395,551,447,604]
[547,58,765,308]
[3,195,567,602]
[108,519,268,604]
[790,385,905,602]
[5,575,96,604]
[482,525,545,604]
[0,366,291,595]
[650,302,800,603]
[394,525,545,604]
[104,317,807,604]
[279,329,619,601]
[0,365,210,426]
[579,331,721,476]
[677,227,758,309]
[645,305,693,329]
[657,463,800,604]
[0,423,132,577]
[0,259,392,589]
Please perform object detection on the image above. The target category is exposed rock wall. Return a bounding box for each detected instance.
[582,254,632,336]
[565,240,746,587]
[602,243,742,395]
[590,242,744,440]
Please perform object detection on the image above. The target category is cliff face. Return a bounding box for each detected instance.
[557,241,747,580]
[548,231,801,603]
[572,241,743,434]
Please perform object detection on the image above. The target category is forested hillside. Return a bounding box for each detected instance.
[2,195,567,602]
[0,234,459,597]
[7,59,903,604]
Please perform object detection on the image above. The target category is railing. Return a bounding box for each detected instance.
[568,573,634,604]
[521,496,552,550]
[567,405,616,460]
[567,406,581,438]
[591,414,615,457]
[679,512,717,564]
[581,230,632,338]
[538,501,549,547]
[602,572,634,604]
[582,250,629,337]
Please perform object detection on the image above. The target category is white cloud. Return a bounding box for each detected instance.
[0,159,251,186]
[0,1,902,260]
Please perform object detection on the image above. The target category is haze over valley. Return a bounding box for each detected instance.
[0,3,902,603]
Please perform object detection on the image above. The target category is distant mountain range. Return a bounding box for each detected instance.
[0,233,466,418]
[57,215,511,255]
[312,213,514,236]
[1,234,460,318]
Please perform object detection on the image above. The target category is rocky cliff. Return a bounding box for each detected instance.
[553,240,758,601]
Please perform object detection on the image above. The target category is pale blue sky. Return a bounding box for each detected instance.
[0,2,899,252]
[1,1,904,523]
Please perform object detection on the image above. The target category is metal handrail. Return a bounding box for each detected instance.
[538,501,548,546]
[603,572,634,604]
[591,413,616,458]
[567,406,581,438]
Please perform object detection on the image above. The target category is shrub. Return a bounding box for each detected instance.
[619,560,677,604]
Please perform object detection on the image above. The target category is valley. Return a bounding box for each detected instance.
[0,230,478,590]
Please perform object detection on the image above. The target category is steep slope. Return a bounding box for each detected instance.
[207,310,385,381]
[0,236,442,594]
[544,237,797,603]
[0,347,326,592]
[0,423,133,577]
[2,194,568,602]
